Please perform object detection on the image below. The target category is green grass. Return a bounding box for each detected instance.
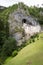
[3,33,43,65]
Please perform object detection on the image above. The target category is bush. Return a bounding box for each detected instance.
[12,50,18,57]
[0,37,17,63]
[29,39,32,43]
[0,58,3,65]
[32,39,35,42]
[1,37,17,58]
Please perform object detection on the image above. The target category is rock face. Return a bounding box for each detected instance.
[22,23,41,35]
[8,7,41,46]
[41,25,43,32]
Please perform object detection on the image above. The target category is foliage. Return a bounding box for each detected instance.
[3,33,43,65]
[28,6,43,24]
[12,50,18,57]
[2,37,17,56]
[0,37,17,64]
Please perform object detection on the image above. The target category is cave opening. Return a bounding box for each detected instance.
[22,19,26,23]
[22,19,33,25]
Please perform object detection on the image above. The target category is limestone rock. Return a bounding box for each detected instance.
[8,7,41,46]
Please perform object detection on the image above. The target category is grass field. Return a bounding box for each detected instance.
[3,33,43,65]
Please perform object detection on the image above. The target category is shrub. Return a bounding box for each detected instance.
[0,58,3,65]
[12,50,18,57]
[32,39,35,42]
[2,37,17,57]
[29,39,32,43]
[0,37,17,63]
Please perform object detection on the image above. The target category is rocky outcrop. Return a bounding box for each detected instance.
[8,6,41,46]
[41,25,43,32]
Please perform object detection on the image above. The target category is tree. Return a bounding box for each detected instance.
[2,37,17,57]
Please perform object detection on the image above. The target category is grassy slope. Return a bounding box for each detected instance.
[4,33,43,65]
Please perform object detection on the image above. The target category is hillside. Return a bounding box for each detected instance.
[3,33,43,65]
[0,2,43,65]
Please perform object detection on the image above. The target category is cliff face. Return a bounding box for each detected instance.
[41,25,43,32]
[8,5,41,46]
